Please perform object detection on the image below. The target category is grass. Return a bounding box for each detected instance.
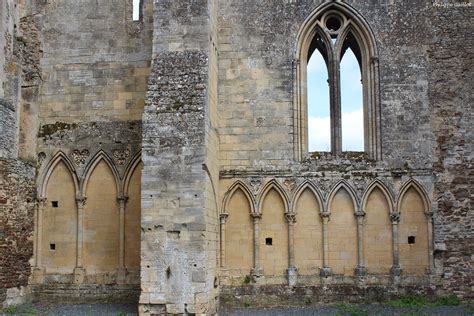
[2,305,17,315]
[385,294,460,308]
[335,303,369,316]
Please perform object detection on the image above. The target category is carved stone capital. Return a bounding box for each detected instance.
[284,212,297,224]
[219,213,229,224]
[320,211,331,219]
[75,196,87,207]
[355,211,366,218]
[250,212,262,220]
[37,197,47,207]
[424,211,434,221]
[117,196,129,205]
[390,212,400,224]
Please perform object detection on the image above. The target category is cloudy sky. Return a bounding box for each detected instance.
[307,49,364,152]
[133,0,140,20]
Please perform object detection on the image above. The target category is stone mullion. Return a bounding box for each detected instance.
[320,211,331,276]
[250,212,263,280]
[219,213,229,268]
[329,48,342,154]
[390,212,402,281]
[285,212,297,286]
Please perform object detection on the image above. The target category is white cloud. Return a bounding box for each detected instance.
[133,0,140,21]
[308,108,364,152]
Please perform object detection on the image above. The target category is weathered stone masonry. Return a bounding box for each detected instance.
[0,0,472,314]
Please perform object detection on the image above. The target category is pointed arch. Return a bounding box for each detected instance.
[361,179,394,214]
[38,151,79,197]
[81,150,120,196]
[294,1,381,160]
[257,179,290,214]
[122,150,142,197]
[222,180,256,214]
[396,179,430,214]
[292,180,325,213]
[327,180,359,213]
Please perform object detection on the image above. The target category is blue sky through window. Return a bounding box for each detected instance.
[308,49,364,152]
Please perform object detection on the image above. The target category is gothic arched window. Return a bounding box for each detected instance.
[294,3,381,160]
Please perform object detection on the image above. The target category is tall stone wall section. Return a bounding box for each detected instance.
[0,1,36,306]
[140,0,219,314]
[429,3,473,299]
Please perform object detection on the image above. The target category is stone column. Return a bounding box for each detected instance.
[285,212,298,286]
[425,211,435,274]
[219,213,229,268]
[74,196,87,284]
[390,212,402,283]
[32,197,47,283]
[320,211,331,277]
[250,212,263,281]
[354,211,367,278]
[117,196,128,283]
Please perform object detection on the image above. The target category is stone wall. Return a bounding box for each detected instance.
[0,159,35,305]
[140,0,219,314]
[429,1,473,299]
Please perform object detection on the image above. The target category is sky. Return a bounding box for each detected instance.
[133,0,140,21]
[307,49,364,152]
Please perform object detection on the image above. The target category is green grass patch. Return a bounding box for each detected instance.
[335,303,369,316]
[385,294,460,308]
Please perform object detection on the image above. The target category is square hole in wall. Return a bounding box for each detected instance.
[265,238,273,246]
[50,243,56,250]
[408,236,416,244]
[51,201,59,208]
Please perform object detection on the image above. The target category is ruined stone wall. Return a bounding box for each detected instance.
[0,0,37,307]
[0,160,35,306]
[28,0,153,302]
[428,1,473,299]
[0,0,20,158]
[140,0,219,314]
[217,0,472,302]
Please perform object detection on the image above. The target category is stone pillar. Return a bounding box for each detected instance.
[117,196,128,282]
[390,212,402,283]
[425,211,435,274]
[74,196,87,284]
[320,212,331,277]
[139,1,220,312]
[32,197,46,283]
[354,211,367,283]
[285,212,297,286]
[219,213,229,268]
[250,212,263,281]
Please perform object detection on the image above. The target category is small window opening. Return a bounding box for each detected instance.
[132,0,141,21]
[408,236,416,244]
[51,201,59,208]
[265,238,273,246]
[50,243,56,250]
[307,49,330,152]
